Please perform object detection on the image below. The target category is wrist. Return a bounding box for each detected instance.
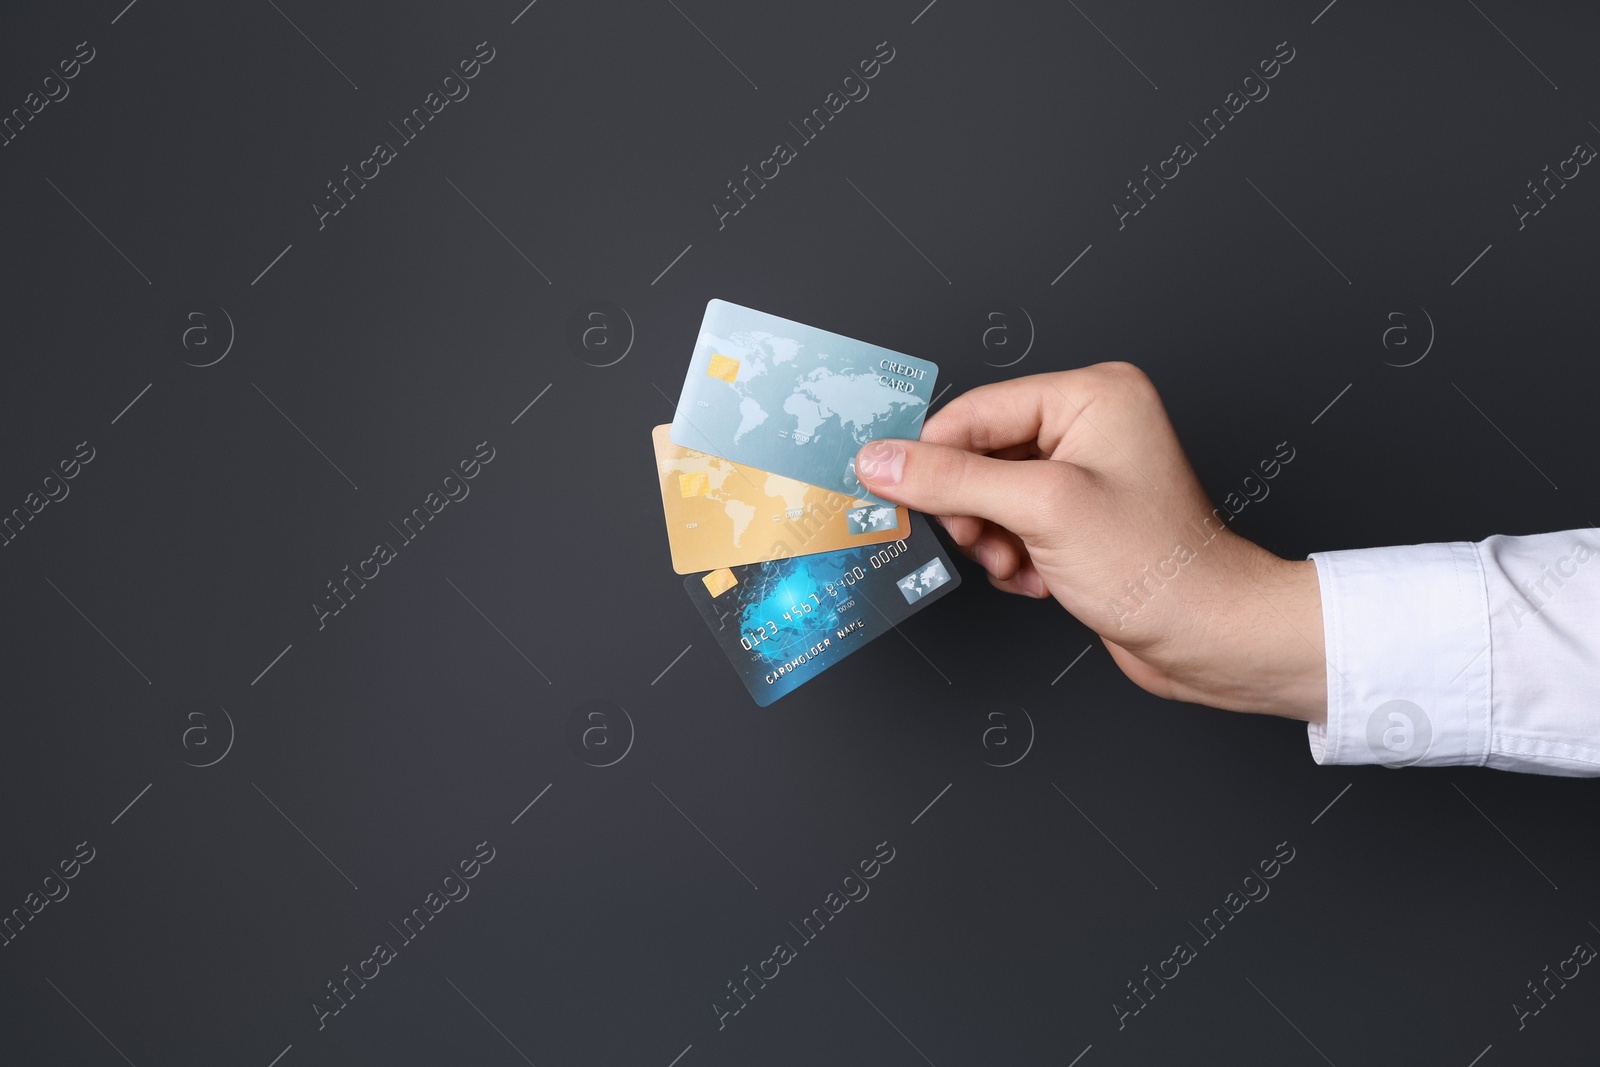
[1162,546,1328,722]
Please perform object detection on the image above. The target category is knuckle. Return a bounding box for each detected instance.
[1025,461,1082,530]
[1080,362,1162,421]
[923,445,970,501]
[958,394,996,453]
[990,541,1023,580]
[1099,360,1156,396]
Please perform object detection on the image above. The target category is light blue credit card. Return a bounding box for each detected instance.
[668,300,939,506]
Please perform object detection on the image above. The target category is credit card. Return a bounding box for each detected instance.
[651,425,909,574]
[668,299,939,506]
[684,512,960,706]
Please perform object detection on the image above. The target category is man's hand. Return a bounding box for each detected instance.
[854,363,1327,722]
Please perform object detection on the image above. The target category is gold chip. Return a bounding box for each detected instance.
[706,353,740,383]
[701,568,738,598]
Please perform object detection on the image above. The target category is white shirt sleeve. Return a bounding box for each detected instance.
[1307,529,1600,776]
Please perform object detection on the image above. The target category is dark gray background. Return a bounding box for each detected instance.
[2,0,1598,1064]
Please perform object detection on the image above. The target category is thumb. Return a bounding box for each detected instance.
[855,438,1070,537]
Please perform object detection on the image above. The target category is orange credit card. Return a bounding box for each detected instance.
[651,425,910,574]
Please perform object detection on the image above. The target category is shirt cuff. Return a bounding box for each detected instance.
[1306,541,1492,768]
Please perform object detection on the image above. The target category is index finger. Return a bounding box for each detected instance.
[919,369,1094,454]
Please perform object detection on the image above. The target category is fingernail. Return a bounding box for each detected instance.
[974,545,998,573]
[858,440,905,486]
[935,515,951,531]
[1017,568,1045,597]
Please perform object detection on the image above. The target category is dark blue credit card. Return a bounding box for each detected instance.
[684,512,961,706]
